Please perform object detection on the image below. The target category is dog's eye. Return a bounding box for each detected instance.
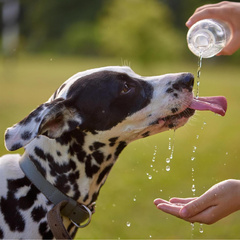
[121,82,131,94]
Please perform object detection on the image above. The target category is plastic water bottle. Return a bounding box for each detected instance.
[187,19,231,58]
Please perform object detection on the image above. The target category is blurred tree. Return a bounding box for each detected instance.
[98,0,184,62]
[19,0,104,53]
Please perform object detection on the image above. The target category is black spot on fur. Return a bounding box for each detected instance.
[91,191,99,203]
[34,147,46,161]
[0,227,4,239]
[73,183,81,200]
[30,155,46,177]
[68,171,80,184]
[1,192,25,232]
[39,221,53,239]
[108,137,119,147]
[168,123,175,128]
[92,150,104,164]
[97,164,113,185]
[142,131,150,138]
[173,93,178,98]
[93,141,105,150]
[56,151,62,156]
[31,206,47,222]
[106,154,112,161]
[5,132,9,140]
[10,143,22,151]
[8,176,31,190]
[115,141,127,157]
[166,88,174,93]
[55,175,71,193]
[85,156,100,178]
[171,108,178,114]
[18,185,40,210]
[21,131,32,140]
[83,194,89,202]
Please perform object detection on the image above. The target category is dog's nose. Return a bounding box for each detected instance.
[173,73,194,92]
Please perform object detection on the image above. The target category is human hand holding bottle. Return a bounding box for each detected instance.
[186,1,240,55]
[154,179,240,224]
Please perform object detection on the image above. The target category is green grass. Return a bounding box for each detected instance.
[1,55,240,239]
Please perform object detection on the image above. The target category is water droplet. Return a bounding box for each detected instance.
[192,184,196,192]
[166,166,170,172]
[148,175,152,180]
[133,196,137,202]
[196,135,199,140]
[193,146,197,153]
[126,221,131,227]
[149,235,152,238]
[191,222,195,231]
[166,158,170,164]
[192,168,194,172]
[199,224,204,233]
[191,156,195,161]
[226,152,228,155]
[150,164,153,168]
[159,189,163,192]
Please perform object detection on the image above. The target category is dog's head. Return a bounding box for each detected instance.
[5,66,226,151]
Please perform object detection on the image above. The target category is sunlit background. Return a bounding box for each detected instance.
[1,0,240,239]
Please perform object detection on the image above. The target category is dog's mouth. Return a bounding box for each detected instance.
[158,96,227,129]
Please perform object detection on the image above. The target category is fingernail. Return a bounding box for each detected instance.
[180,208,189,218]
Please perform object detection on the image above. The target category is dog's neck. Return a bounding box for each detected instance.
[24,129,128,206]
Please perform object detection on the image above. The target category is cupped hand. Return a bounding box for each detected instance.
[154,179,240,224]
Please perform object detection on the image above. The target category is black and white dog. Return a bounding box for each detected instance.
[0,66,227,239]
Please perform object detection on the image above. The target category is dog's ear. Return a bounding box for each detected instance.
[4,99,82,151]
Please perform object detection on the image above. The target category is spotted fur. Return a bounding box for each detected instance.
[0,66,194,239]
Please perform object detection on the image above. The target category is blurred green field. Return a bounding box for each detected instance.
[0,55,240,239]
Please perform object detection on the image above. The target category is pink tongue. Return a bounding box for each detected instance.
[189,96,227,116]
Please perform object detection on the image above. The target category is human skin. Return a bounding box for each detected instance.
[186,1,240,55]
[154,179,240,224]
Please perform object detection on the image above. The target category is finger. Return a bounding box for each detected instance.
[186,7,224,28]
[170,197,197,204]
[154,198,170,206]
[218,33,240,55]
[179,192,216,218]
[194,2,227,14]
[156,203,182,218]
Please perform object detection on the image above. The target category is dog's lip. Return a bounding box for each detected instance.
[189,96,227,116]
[158,108,195,125]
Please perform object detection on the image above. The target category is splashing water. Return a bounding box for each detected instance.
[165,130,176,172]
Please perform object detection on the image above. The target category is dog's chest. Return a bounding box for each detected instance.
[0,155,56,239]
